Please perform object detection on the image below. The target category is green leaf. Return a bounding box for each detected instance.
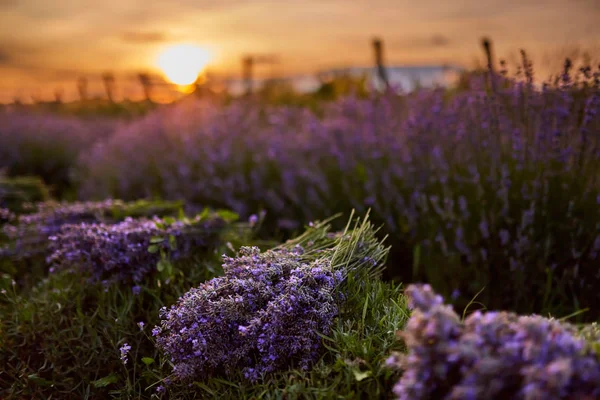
[150,237,165,244]
[194,382,216,395]
[157,259,169,272]
[28,374,54,387]
[216,209,239,222]
[361,296,369,328]
[352,369,371,382]
[92,374,119,388]
[591,342,600,356]
[141,357,155,365]
[169,235,177,250]
[354,163,367,183]
[148,244,160,253]
[198,208,211,220]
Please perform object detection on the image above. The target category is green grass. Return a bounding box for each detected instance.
[0,214,409,399]
[0,243,243,398]
[0,176,50,213]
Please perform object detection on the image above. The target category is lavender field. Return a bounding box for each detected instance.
[1,64,600,399]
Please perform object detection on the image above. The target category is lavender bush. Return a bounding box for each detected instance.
[47,214,226,285]
[386,284,600,399]
[78,62,600,318]
[153,213,389,385]
[0,112,116,197]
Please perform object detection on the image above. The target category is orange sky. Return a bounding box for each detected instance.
[0,0,598,103]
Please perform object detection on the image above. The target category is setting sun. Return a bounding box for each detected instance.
[156,44,213,86]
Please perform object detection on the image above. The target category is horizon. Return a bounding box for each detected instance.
[1,0,598,103]
[1,63,467,104]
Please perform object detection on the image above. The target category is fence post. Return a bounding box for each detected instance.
[481,37,496,92]
[372,37,390,91]
[242,56,253,96]
[138,73,153,102]
[102,73,116,103]
[77,77,88,102]
[54,88,63,104]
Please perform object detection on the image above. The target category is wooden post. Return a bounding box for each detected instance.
[30,92,40,104]
[137,73,152,102]
[481,37,496,92]
[372,37,390,91]
[242,56,253,96]
[102,73,115,103]
[77,77,88,102]
[54,88,63,104]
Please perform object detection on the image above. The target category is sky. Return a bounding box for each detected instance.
[0,0,598,102]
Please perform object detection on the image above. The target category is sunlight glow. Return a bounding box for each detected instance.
[156,44,213,86]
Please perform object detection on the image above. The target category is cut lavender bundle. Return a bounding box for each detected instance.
[0,199,182,260]
[46,214,226,285]
[153,212,389,384]
[387,284,600,400]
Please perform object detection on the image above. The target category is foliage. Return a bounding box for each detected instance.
[0,176,50,213]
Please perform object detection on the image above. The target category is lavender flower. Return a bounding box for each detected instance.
[1,199,182,260]
[119,343,131,365]
[154,246,341,383]
[248,214,259,227]
[388,284,600,400]
[499,229,510,247]
[0,208,15,224]
[47,215,225,285]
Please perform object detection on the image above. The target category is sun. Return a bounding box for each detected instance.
[156,44,213,86]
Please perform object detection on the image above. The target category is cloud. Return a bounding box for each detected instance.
[164,0,249,10]
[0,0,17,8]
[0,41,38,67]
[384,34,452,50]
[429,34,451,47]
[336,34,452,51]
[0,48,11,64]
[120,31,168,43]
